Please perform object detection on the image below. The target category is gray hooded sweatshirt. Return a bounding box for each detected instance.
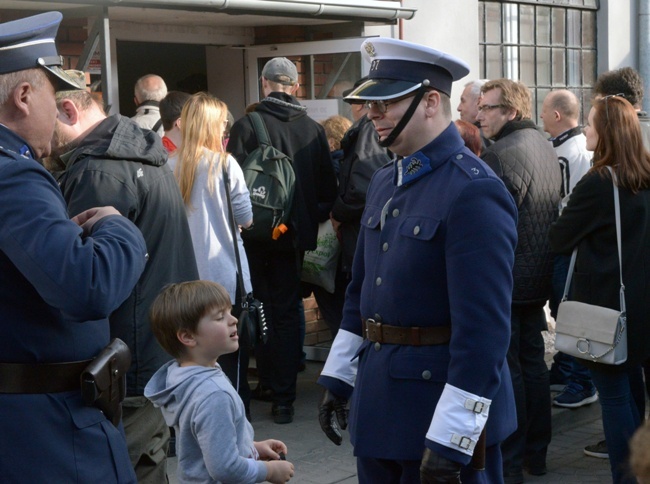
[145,361,267,483]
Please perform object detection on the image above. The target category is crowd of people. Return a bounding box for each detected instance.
[3,9,650,484]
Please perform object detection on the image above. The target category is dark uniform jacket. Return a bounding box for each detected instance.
[57,115,199,395]
[549,170,650,368]
[227,92,337,252]
[481,120,561,304]
[0,125,146,483]
[319,123,518,464]
[331,115,391,274]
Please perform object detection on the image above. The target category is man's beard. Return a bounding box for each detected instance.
[40,123,80,174]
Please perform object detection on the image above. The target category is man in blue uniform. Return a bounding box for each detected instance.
[0,12,147,483]
[317,38,518,483]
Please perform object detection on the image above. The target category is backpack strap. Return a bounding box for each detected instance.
[247,112,272,147]
[152,118,163,133]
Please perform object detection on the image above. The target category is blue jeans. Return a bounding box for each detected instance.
[589,365,644,484]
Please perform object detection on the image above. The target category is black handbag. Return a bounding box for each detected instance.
[222,160,268,347]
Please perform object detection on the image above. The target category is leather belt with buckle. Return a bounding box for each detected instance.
[363,319,451,346]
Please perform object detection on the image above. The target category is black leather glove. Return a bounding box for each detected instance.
[420,448,462,483]
[318,389,348,445]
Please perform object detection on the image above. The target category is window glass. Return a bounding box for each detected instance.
[567,49,581,86]
[504,45,519,80]
[567,9,581,47]
[520,5,535,45]
[486,2,502,44]
[552,8,566,46]
[520,46,535,85]
[582,11,596,47]
[536,47,552,87]
[552,48,566,86]
[503,4,519,44]
[537,7,551,45]
[582,49,596,86]
[486,45,503,79]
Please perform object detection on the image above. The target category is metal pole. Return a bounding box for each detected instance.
[640,0,650,113]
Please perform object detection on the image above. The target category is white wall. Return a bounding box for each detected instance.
[598,0,638,73]
[206,47,247,120]
[399,0,481,117]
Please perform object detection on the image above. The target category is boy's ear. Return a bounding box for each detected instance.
[177,328,196,347]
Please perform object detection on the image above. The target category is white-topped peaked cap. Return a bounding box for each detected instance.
[0,11,81,91]
[344,37,470,102]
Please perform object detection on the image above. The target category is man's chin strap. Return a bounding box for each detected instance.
[379,80,430,148]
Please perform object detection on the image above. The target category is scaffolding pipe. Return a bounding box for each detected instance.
[18,0,416,21]
[640,0,650,113]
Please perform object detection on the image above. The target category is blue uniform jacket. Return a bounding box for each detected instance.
[0,125,146,483]
[319,123,518,464]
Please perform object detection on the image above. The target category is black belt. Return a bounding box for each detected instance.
[363,319,451,346]
[0,359,92,394]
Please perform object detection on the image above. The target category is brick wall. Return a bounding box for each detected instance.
[303,294,333,346]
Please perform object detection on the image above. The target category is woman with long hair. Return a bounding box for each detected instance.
[549,95,650,483]
[169,92,254,416]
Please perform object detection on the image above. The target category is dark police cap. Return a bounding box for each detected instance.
[0,11,81,91]
[344,38,469,102]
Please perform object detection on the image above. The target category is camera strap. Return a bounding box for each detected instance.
[221,157,249,312]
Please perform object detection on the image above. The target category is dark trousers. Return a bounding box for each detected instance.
[356,445,504,484]
[218,294,251,417]
[501,303,552,478]
[590,365,644,484]
[246,245,302,406]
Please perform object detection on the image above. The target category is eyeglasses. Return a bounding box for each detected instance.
[477,103,505,113]
[599,93,625,124]
[364,94,415,114]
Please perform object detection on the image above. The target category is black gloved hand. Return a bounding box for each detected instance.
[318,389,348,445]
[420,448,462,483]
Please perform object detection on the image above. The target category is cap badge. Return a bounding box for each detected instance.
[364,42,377,58]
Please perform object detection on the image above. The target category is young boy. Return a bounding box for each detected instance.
[145,281,294,483]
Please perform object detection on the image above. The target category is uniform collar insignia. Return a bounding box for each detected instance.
[394,151,432,186]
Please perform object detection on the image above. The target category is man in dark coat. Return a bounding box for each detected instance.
[0,12,147,483]
[227,57,337,424]
[318,38,518,483]
[52,89,199,482]
[477,78,561,483]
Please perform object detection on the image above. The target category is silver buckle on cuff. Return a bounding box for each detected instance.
[451,433,476,451]
[464,398,487,414]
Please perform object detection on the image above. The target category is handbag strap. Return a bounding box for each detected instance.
[561,166,626,313]
[221,156,248,308]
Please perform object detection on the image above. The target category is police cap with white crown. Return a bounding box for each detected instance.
[0,11,82,91]
[344,37,470,102]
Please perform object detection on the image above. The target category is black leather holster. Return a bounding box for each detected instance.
[81,338,131,427]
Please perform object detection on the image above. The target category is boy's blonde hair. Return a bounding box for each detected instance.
[631,421,650,481]
[149,281,231,359]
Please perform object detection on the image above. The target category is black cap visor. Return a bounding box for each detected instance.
[343,79,422,104]
[38,56,83,91]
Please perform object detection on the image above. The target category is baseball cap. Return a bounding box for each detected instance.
[261,57,298,86]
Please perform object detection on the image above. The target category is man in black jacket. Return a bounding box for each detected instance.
[227,57,337,424]
[51,89,199,483]
[477,79,561,484]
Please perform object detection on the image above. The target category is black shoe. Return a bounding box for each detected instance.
[272,404,294,424]
[251,383,273,402]
[584,439,608,459]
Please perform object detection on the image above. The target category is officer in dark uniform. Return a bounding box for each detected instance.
[0,12,147,483]
[317,38,518,483]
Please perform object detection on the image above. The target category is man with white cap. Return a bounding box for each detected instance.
[0,12,146,482]
[317,37,518,482]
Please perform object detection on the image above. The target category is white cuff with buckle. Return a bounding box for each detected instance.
[426,383,491,456]
[321,329,362,387]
